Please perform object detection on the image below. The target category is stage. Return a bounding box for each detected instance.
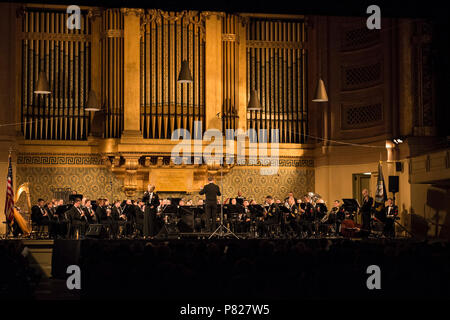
[1,236,449,300]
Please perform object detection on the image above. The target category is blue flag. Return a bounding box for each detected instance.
[374,162,387,211]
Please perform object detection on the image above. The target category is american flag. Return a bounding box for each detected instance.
[4,154,14,223]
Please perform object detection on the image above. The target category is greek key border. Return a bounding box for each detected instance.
[17,153,103,166]
[17,153,314,168]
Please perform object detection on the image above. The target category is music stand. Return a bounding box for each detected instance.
[208,163,239,239]
[155,204,179,239]
[342,199,359,218]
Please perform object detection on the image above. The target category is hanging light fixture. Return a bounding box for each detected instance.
[84,90,101,112]
[247,90,262,111]
[312,78,328,102]
[177,60,193,83]
[312,38,328,103]
[34,70,51,95]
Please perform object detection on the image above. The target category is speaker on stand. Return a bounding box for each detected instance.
[389,175,399,200]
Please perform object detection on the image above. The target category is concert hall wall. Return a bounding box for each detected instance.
[13,153,314,207]
[1,2,449,239]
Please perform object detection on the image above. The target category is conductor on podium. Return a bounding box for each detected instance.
[199,176,221,232]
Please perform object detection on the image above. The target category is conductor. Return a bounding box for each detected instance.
[199,176,221,232]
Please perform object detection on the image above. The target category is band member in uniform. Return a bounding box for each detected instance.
[314,199,328,235]
[95,198,106,223]
[83,199,98,224]
[134,200,145,236]
[65,198,86,238]
[111,200,125,238]
[194,199,205,232]
[286,196,301,237]
[383,198,398,238]
[45,201,58,239]
[235,191,245,205]
[284,192,298,205]
[142,184,160,238]
[199,176,221,233]
[31,198,51,238]
[257,196,280,237]
[237,200,252,233]
[331,200,345,235]
[54,199,69,238]
[360,189,374,233]
[300,195,314,237]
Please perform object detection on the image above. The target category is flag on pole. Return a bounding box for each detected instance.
[4,153,14,223]
[374,161,387,211]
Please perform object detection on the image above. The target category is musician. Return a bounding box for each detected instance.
[95,199,107,223]
[142,184,160,238]
[199,176,221,233]
[235,191,245,205]
[360,189,374,233]
[79,200,90,225]
[31,199,51,238]
[83,199,97,224]
[300,196,314,236]
[237,200,252,233]
[314,199,328,236]
[133,200,145,236]
[331,200,345,235]
[286,197,301,237]
[257,196,280,237]
[65,198,87,238]
[54,199,69,238]
[383,198,398,238]
[31,199,49,226]
[110,200,125,238]
[284,192,298,205]
[45,201,58,239]
[194,199,205,232]
[225,198,240,231]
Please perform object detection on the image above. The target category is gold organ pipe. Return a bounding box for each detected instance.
[23,12,29,138]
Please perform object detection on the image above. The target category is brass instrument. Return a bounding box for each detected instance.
[12,182,32,235]
[304,192,322,206]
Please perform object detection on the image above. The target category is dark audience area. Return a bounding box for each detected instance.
[2,239,450,300]
[52,239,450,300]
[0,241,41,299]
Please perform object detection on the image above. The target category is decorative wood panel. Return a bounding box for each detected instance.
[341,102,383,129]
[412,20,436,135]
[340,26,380,52]
[341,59,382,91]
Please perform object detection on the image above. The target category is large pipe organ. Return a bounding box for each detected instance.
[12,4,313,201]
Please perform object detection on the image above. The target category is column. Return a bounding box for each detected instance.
[121,8,143,139]
[205,13,223,131]
[237,19,248,132]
